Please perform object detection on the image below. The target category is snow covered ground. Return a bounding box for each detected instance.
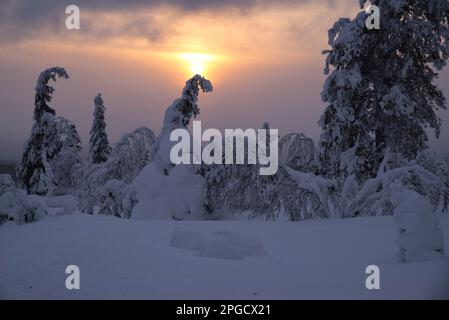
[0,213,448,299]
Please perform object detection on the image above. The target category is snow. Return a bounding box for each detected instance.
[46,195,78,213]
[169,228,206,251]
[393,186,445,262]
[200,231,268,260]
[131,163,206,220]
[1,213,448,299]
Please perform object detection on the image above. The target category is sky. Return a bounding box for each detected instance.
[0,0,449,161]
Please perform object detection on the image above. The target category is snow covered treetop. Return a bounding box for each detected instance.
[179,74,213,126]
[94,93,104,108]
[160,75,213,135]
[34,67,69,121]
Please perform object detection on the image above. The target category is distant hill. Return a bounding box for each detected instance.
[0,160,17,181]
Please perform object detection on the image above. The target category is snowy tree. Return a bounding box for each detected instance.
[201,123,334,221]
[318,0,449,181]
[89,93,111,164]
[202,122,268,219]
[156,74,213,169]
[16,67,82,195]
[80,127,156,214]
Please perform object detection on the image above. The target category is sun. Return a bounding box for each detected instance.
[179,53,215,76]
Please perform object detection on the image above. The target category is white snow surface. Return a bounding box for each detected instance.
[1,213,448,299]
[131,163,206,220]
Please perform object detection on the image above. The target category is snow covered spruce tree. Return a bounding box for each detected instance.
[16,67,82,195]
[155,74,213,172]
[318,0,449,182]
[128,75,213,220]
[89,93,111,165]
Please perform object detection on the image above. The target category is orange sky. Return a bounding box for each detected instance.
[0,0,448,159]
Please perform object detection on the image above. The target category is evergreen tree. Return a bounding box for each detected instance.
[89,93,111,164]
[16,67,82,195]
[318,0,449,181]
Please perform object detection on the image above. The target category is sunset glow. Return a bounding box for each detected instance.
[179,53,215,77]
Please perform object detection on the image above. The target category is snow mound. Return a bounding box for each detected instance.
[131,163,205,220]
[169,228,206,250]
[200,231,267,260]
[392,186,445,262]
[0,188,47,224]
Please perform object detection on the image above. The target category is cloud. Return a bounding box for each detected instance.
[0,0,321,43]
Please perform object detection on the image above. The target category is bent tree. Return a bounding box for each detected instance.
[17,67,81,195]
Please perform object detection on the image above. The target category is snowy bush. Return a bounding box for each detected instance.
[96,180,137,219]
[278,166,342,220]
[46,195,78,214]
[203,162,341,221]
[80,127,156,214]
[350,155,449,217]
[85,127,156,186]
[392,184,445,262]
[0,187,47,224]
[50,147,84,196]
[132,163,206,220]
[0,174,14,195]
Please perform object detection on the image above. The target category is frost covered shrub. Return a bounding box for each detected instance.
[202,127,339,221]
[80,127,156,214]
[275,167,342,221]
[350,155,448,217]
[0,188,47,224]
[203,162,341,221]
[0,174,14,195]
[51,148,84,196]
[86,127,156,186]
[96,180,137,219]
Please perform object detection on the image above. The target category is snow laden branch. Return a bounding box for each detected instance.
[156,75,213,169]
[161,75,213,134]
[350,163,449,217]
[34,67,69,122]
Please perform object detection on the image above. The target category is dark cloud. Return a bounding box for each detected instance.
[0,0,319,43]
